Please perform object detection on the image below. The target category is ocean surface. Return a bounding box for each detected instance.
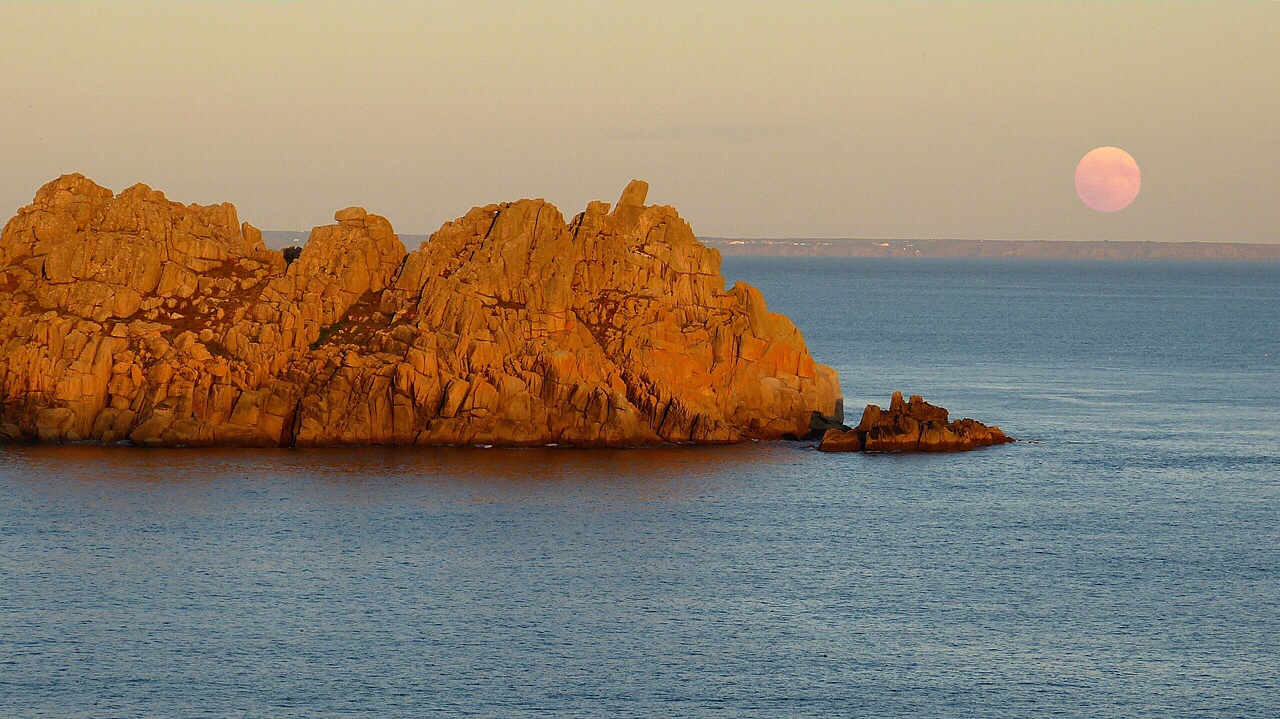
[3,258,1278,718]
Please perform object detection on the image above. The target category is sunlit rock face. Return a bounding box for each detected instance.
[0,175,842,447]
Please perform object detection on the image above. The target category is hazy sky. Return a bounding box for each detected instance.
[1,2,1276,242]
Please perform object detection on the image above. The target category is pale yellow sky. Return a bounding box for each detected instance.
[1,1,1276,241]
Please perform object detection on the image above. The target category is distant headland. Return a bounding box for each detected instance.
[703,237,1280,261]
[0,175,848,447]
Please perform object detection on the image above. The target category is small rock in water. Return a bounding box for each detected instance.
[818,392,1013,453]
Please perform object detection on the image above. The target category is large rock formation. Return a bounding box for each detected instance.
[0,175,842,447]
[818,392,1012,453]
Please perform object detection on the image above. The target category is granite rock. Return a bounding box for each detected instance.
[818,392,1012,453]
[0,175,843,447]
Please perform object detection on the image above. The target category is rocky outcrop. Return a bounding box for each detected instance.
[0,175,842,447]
[817,392,1012,453]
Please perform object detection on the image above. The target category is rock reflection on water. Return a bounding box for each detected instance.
[0,442,793,502]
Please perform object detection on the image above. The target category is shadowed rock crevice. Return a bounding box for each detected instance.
[0,174,843,447]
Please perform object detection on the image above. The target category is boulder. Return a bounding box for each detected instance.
[818,427,862,452]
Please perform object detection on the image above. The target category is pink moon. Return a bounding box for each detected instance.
[1075,146,1141,212]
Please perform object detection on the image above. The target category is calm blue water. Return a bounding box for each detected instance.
[3,259,1278,718]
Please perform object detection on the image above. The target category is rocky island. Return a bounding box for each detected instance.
[0,175,847,447]
[818,392,1012,453]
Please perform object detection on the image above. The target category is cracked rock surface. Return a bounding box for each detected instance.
[0,175,843,447]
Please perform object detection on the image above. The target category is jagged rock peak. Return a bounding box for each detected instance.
[617,179,649,207]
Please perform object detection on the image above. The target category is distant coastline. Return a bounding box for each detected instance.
[264,231,1280,261]
[699,237,1280,261]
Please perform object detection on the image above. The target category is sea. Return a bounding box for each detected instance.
[2,258,1278,718]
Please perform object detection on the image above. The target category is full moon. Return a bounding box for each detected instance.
[1075,146,1141,212]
